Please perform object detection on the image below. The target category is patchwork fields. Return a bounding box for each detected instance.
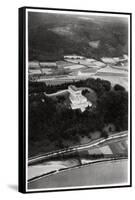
[28,132,128,182]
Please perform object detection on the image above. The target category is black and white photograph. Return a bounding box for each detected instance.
[19,7,131,193]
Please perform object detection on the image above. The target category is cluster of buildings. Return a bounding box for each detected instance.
[68,85,92,112]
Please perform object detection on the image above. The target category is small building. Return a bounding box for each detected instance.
[68,85,92,112]
[64,55,84,60]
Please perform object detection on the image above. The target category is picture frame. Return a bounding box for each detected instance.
[19,6,132,193]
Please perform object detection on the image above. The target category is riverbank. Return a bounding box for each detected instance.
[28,158,128,190]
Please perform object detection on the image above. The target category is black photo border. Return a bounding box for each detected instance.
[19,6,132,193]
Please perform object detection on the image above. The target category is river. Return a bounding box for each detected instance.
[28,159,128,190]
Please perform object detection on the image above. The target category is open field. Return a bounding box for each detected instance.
[64,58,105,68]
[28,132,128,184]
[29,69,42,74]
[35,66,128,90]
[41,68,52,74]
[28,58,128,92]
[64,64,86,70]
[28,159,128,189]
[28,159,80,180]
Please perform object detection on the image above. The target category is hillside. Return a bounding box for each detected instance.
[28,12,128,61]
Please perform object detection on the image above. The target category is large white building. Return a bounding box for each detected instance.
[68,85,92,112]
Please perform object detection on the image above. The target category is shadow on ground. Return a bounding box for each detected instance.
[8,184,18,191]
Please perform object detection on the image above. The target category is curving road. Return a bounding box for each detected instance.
[28,158,128,190]
[44,86,95,97]
[44,89,68,97]
[29,131,128,165]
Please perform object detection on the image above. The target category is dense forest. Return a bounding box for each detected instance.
[28,78,128,157]
[29,78,111,97]
[28,12,128,61]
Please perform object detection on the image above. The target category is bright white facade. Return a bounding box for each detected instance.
[68,85,92,112]
[64,55,84,59]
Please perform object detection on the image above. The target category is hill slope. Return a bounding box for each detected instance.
[28,12,128,61]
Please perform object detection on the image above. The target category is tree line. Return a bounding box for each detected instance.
[28,78,128,156]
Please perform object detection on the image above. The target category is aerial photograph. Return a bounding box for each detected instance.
[27,9,130,191]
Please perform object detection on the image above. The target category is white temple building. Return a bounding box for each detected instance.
[68,85,92,112]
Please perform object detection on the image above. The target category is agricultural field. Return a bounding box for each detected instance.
[29,69,42,74]
[64,64,86,70]
[29,61,40,69]
[64,58,105,68]
[28,132,128,182]
[41,68,52,74]
[28,136,128,189]
[79,136,128,165]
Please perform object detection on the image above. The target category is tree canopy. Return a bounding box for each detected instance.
[28,78,128,157]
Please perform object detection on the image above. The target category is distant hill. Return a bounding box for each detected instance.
[28,12,128,61]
